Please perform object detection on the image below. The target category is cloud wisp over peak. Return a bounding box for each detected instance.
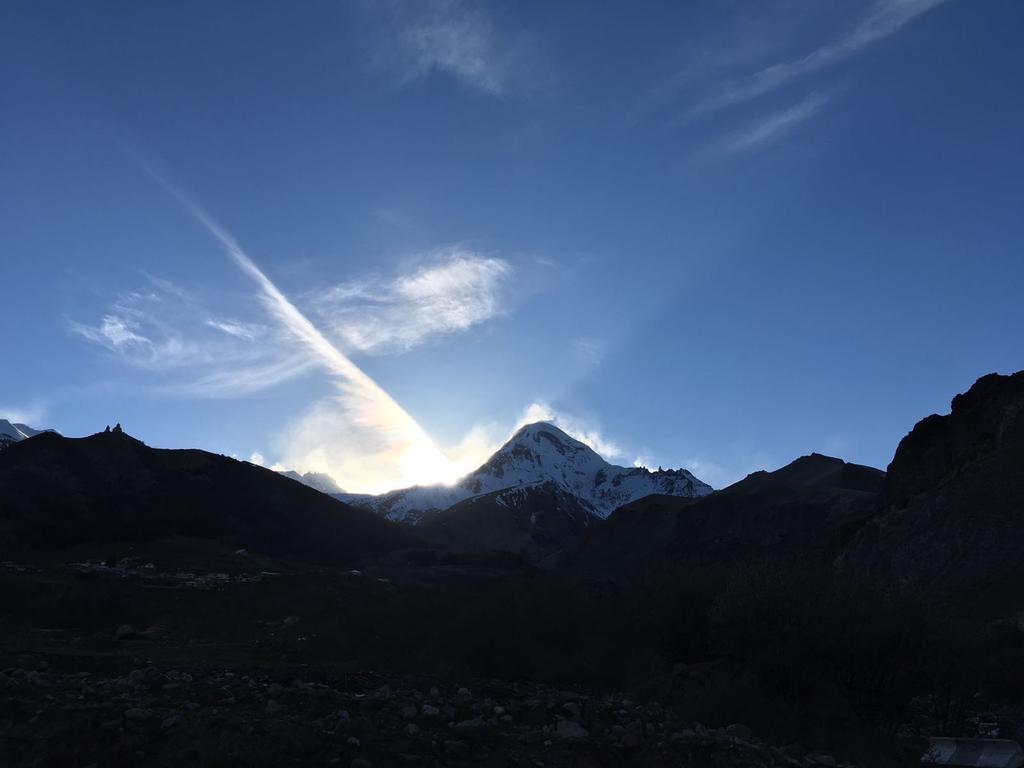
[516,402,624,462]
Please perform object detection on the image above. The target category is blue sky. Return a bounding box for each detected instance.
[2,0,1022,491]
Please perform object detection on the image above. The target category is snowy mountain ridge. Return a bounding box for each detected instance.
[0,420,54,450]
[336,421,713,523]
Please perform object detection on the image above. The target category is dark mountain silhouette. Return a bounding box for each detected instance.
[840,371,1024,604]
[0,429,417,564]
[566,453,884,575]
[419,480,600,563]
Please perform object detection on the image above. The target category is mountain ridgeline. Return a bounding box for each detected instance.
[334,421,713,561]
[337,421,712,521]
[1,371,1022,602]
[0,419,53,450]
[565,452,885,575]
[0,429,416,564]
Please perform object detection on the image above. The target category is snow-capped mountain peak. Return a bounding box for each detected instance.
[337,421,713,523]
[462,422,625,501]
[0,420,54,450]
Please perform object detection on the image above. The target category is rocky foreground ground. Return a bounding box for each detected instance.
[1,654,853,768]
[0,550,900,767]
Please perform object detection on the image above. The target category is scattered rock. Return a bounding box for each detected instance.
[622,719,643,747]
[724,722,753,740]
[265,700,286,715]
[114,624,145,641]
[453,717,485,732]
[807,755,837,767]
[555,719,589,742]
[124,707,153,721]
[444,741,470,758]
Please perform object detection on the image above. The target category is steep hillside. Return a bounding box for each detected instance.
[840,371,1024,603]
[419,481,601,563]
[0,429,417,565]
[568,453,884,575]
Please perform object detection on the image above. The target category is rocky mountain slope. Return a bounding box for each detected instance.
[566,453,884,575]
[840,370,1024,604]
[278,469,345,494]
[0,428,417,564]
[338,421,712,523]
[419,481,602,564]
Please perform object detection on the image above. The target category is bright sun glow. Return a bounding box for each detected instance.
[157,175,462,495]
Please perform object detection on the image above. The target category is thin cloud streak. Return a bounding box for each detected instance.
[704,91,832,157]
[167,354,317,398]
[692,0,949,116]
[204,318,263,340]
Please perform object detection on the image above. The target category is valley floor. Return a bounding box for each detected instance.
[0,549,860,768]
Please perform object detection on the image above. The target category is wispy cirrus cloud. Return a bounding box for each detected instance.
[73,314,150,350]
[692,0,950,117]
[204,318,264,340]
[68,277,312,397]
[368,0,507,95]
[311,249,511,354]
[0,401,48,427]
[703,91,833,157]
[640,0,951,157]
